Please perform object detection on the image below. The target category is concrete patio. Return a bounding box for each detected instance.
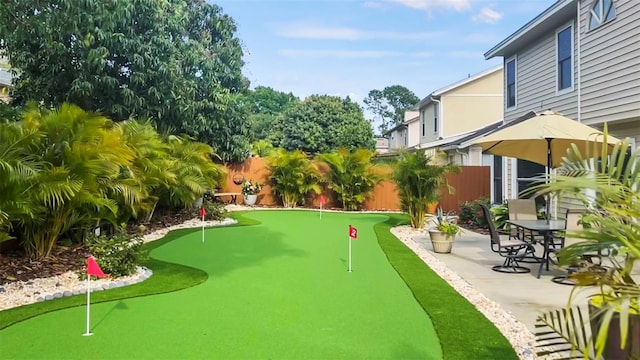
[414,228,595,332]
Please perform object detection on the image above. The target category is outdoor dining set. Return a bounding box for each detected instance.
[481,199,605,284]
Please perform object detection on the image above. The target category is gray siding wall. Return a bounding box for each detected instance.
[579,0,640,126]
[504,19,578,123]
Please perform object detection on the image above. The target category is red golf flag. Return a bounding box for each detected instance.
[200,207,207,218]
[319,195,326,205]
[348,225,358,239]
[87,257,105,278]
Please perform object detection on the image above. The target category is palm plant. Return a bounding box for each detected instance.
[266,149,321,208]
[534,126,639,359]
[392,149,459,228]
[316,148,382,211]
[0,120,41,244]
[16,103,136,257]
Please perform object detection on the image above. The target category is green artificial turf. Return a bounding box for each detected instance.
[0,211,442,359]
[375,215,518,360]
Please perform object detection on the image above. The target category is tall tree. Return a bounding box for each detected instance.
[364,85,420,135]
[0,0,250,162]
[280,95,375,154]
[243,86,299,147]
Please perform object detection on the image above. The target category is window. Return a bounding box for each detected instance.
[493,155,503,204]
[433,104,439,133]
[589,0,616,30]
[557,25,573,91]
[516,159,546,208]
[506,58,516,108]
[420,110,426,137]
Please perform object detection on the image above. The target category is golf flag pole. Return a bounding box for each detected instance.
[200,207,207,243]
[348,225,357,272]
[319,195,326,220]
[84,256,105,336]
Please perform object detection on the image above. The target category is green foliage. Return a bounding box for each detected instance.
[490,202,509,230]
[241,179,263,196]
[458,197,491,228]
[266,149,321,208]
[250,140,275,157]
[534,125,640,359]
[281,95,375,154]
[246,86,299,115]
[316,148,382,211]
[392,150,459,228]
[201,200,228,221]
[0,103,225,257]
[434,207,461,236]
[364,85,419,135]
[0,0,249,163]
[85,228,147,278]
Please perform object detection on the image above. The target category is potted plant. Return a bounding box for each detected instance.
[534,128,639,359]
[241,179,263,206]
[428,207,461,253]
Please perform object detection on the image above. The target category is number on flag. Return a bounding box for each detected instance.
[348,225,358,239]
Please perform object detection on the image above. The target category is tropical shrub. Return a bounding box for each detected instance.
[201,200,228,222]
[266,149,321,208]
[392,149,459,228]
[490,202,509,230]
[241,179,263,196]
[316,148,382,211]
[85,228,146,278]
[534,127,639,359]
[458,197,490,228]
[0,103,226,258]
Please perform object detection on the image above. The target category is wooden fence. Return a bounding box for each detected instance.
[221,158,489,212]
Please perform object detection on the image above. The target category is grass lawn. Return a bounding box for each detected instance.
[0,211,517,359]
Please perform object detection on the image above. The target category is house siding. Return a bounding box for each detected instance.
[579,0,640,126]
[443,96,503,136]
[504,23,578,123]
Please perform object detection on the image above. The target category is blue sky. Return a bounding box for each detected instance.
[215,0,556,108]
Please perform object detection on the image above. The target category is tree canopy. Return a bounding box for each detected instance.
[242,86,299,146]
[0,0,250,162]
[280,95,375,154]
[364,85,420,135]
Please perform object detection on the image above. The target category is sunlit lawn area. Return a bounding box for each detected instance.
[0,211,517,359]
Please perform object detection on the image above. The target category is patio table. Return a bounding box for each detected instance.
[507,219,566,278]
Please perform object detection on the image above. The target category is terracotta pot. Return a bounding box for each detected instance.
[427,203,439,215]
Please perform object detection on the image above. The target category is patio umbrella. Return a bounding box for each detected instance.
[473,110,620,221]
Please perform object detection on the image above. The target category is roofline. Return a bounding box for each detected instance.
[432,65,502,96]
[484,0,575,59]
[417,65,502,108]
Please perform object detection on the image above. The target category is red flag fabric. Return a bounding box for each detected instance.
[348,225,358,239]
[200,207,207,218]
[87,256,105,278]
[319,195,326,205]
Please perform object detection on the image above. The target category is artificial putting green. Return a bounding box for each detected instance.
[0,211,443,359]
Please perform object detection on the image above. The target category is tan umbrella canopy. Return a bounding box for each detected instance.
[473,110,620,221]
[474,111,619,169]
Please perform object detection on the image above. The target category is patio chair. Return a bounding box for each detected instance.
[507,199,545,243]
[550,209,605,285]
[480,204,534,274]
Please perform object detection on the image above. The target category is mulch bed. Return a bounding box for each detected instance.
[0,208,198,286]
[459,223,490,236]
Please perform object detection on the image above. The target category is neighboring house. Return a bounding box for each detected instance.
[386,110,418,151]
[375,137,390,154]
[0,68,11,103]
[415,65,504,164]
[484,0,640,203]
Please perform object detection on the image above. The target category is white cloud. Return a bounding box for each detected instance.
[413,51,434,58]
[362,1,385,9]
[472,7,502,24]
[278,49,403,58]
[447,50,483,59]
[386,0,472,12]
[273,23,443,41]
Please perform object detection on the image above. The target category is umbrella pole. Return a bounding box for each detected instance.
[546,138,552,224]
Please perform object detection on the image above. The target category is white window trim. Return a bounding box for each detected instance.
[588,0,617,32]
[505,55,517,110]
[555,22,575,95]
